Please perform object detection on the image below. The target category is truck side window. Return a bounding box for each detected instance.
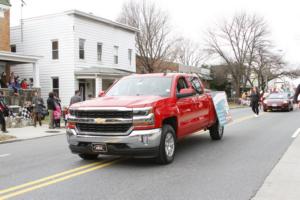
[190,77,203,94]
[177,78,188,93]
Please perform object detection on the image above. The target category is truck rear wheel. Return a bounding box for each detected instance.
[156,124,176,164]
[78,153,99,160]
[209,121,224,140]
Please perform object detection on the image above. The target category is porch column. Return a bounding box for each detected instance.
[95,76,102,96]
[32,62,40,87]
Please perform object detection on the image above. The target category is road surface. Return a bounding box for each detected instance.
[0,108,299,200]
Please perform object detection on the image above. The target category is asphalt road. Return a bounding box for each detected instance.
[0,107,299,200]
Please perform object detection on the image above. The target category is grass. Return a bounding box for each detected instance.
[228,102,248,109]
[0,134,16,142]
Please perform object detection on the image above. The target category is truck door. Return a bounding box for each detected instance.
[176,77,197,137]
[189,77,210,130]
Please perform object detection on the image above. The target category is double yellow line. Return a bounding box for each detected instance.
[0,112,264,199]
[0,158,122,200]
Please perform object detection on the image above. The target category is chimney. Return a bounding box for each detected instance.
[0,0,11,51]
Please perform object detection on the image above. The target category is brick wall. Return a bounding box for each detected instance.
[136,56,179,74]
[0,9,10,51]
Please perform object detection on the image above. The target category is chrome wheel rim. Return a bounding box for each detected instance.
[165,132,175,158]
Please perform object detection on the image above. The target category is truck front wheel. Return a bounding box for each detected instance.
[209,121,224,140]
[156,125,176,164]
[78,153,99,160]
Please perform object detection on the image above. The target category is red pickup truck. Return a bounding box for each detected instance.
[67,73,223,164]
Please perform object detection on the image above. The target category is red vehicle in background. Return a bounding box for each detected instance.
[66,73,223,164]
[263,93,294,112]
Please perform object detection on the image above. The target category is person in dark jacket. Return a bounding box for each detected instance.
[70,90,82,106]
[47,92,55,129]
[0,91,8,133]
[32,91,44,127]
[250,86,260,117]
[294,84,300,104]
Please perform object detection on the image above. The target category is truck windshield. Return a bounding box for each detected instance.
[106,77,173,97]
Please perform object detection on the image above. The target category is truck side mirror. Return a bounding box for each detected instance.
[98,90,105,97]
[177,88,196,99]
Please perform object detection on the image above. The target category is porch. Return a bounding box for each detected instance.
[75,67,133,100]
[0,51,40,87]
[0,51,41,106]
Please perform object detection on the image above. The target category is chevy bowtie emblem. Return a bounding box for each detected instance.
[95,118,106,124]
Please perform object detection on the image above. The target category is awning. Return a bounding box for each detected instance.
[0,51,40,64]
[75,67,134,77]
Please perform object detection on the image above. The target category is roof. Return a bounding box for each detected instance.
[0,51,40,64]
[75,67,134,76]
[65,10,139,33]
[0,0,10,6]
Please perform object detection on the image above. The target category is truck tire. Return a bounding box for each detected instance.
[156,124,176,164]
[78,153,99,160]
[209,121,224,140]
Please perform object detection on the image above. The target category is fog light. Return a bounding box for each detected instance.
[140,135,149,145]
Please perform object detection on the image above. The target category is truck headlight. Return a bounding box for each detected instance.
[133,107,153,116]
[69,109,75,116]
[133,107,155,127]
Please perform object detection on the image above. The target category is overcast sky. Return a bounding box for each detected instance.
[9,0,300,69]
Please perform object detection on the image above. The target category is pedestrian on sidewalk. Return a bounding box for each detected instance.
[0,91,9,133]
[53,92,62,128]
[32,91,44,127]
[250,86,260,117]
[70,90,82,106]
[47,92,55,129]
[294,84,300,108]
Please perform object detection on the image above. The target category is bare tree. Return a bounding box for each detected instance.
[173,37,205,67]
[117,0,174,73]
[205,13,270,97]
[251,47,285,90]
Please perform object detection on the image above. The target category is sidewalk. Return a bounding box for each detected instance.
[0,125,65,143]
[253,131,300,200]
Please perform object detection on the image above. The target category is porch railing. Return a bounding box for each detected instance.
[0,88,41,106]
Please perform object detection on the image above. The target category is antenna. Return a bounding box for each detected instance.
[20,0,26,42]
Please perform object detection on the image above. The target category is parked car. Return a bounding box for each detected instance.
[263,93,293,112]
[66,73,223,164]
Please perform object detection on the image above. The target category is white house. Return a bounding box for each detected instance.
[10,10,137,106]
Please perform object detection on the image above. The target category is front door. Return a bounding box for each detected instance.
[79,82,86,101]
[190,77,210,129]
[176,77,197,138]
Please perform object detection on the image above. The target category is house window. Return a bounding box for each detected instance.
[114,46,118,64]
[79,39,85,60]
[52,77,59,97]
[52,40,59,60]
[10,45,16,53]
[128,49,132,65]
[97,43,102,61]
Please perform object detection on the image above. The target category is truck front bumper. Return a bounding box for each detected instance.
[66,128,162,157]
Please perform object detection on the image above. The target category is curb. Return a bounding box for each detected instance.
[229,106,248,109]
[0,132,65,144]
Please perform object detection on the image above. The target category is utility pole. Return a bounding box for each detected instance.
[20,0,26,42]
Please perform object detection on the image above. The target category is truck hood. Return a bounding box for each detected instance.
[70,96,167,109]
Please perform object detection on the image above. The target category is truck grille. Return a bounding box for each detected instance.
[76,123,132,133]
[74,110,133,119]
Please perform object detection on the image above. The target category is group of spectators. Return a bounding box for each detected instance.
[1,72,34,93]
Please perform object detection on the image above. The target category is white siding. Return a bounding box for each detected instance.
[10,11,136,106]
[10,14,76,106]
[73,16,136,73]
